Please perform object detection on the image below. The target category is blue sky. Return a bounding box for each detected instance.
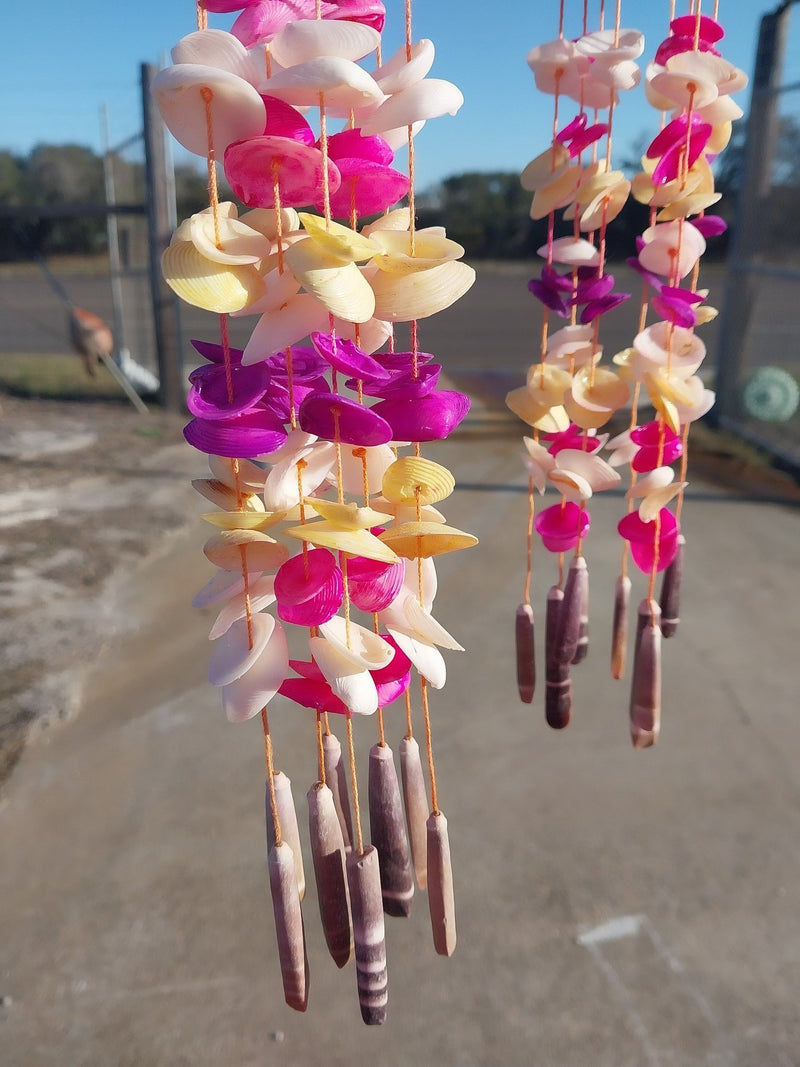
[1,1,797,190]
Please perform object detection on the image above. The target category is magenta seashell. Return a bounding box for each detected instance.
[646,114,711,161]
[331,0,386,31]
[279,676,349,714]
[692,215,727,239]
[262,95,316,145]
[288,658,325,680]
[315,159,410,219]
[669,14,724,43]
[374,350,436,372]
[346,556,404,612]
[327,129,394,166]
[311,332,391,380]
[266,347,329,380]
[618,509,680,574]
[654,34,718,65]
[631,421,683,472]
[650,292,699,329]
[187,362,270,419]
[544,425,603,456]
[231,1,300,47]
[370,633,412,684]
[371,390,470,442]
[279,589,342,627]
[184,409,287,458]
[353,363,442,400]
[535,502,590,554]
[375,673,411,706]
[650,123,712,186]
[565,122,608,158]
[191,339,245,364]
[224,135,341,209]
[580,291,631,323]
[275,548,341,606]
[206,0,261,12]
[556,113,587,142]
[298,392,393,445]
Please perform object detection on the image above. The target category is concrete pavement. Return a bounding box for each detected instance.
[1,426,800,1066]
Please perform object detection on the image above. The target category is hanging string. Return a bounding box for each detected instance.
[346,714,365,855]
[263,708,282,845]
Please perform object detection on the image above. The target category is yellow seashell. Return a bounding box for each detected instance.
[203,529,291,571]
[284,521,399,563]
[381,456,455,506]
[377,522,478,559]
[571,366,630,413]
[284,239,376,322]
[189,212,272,265]
[656,191,721,221]
[529,164,582,219]
[192,479,266,513]
[298,212,378,263]
[369,496,446,524]
[520,142,571,192]
[370,260,476,321]
[563,394,616,430]
[162,241,266,314]
[369,230,465,275]
[506,386,571,432]
[308,499,388,529]
[361,207,411,235]
[201,511,286,531]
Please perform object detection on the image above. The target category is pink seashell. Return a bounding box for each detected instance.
[224,135,341,209]
[617,508,680,574]
[534,501,590,553]
[275,547,341,605]
[279,676,348,714]
[346,556,404,612]
[630,420,683,472]
[670,14,725,44]
[261,95,316,144]
[327,128,394,165]
[316,158,410,218]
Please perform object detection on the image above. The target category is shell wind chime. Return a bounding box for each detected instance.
[152,0,476,1024]
[510,2,746,744]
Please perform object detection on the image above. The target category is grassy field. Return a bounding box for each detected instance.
[0,352,129,402]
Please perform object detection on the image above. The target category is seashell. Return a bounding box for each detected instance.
[633,320,706,379]
[266,771,305,900]
[242,293,331,366]
[362,208,412,235]
[551,447,622,496]
[369,496,446,526]
[224,135,340,210]
[285,240,376,322]
[655,192,722,222]
[309,635,380,715]
[270,18,380,66]
[189,211,271,265]
[369,230,465,275]
[222,619,289,722]
[385,630,446,689]
[319,616,395,671]
[575,176,631,232]
[207,454,267,491]
[426,811,456,957]
[229,264,302,319]
[629,600,662,749]
[207,612,275,687]
[378,522,478,559]
[529,163,582,219]
[346,846,388,1025]
[539,235,601,267]
[381,456,455,507]
[307,781,353,967]
[372,390,470,442]
[375,120,426,150]
[361,78,464,134]
[330,443,395,498]
[370,260,476,321]
[611,573,632,680]
[192,567,263,609]
[638,483,686,524]
[545,585,572,729]
[318,159,410,220]
[399,736,429,889]
[258,427,318,463]
[263,442,337,512]
[397,555,437,612]
[388,594,463,651]
[298,392,393,446]
[261,56,384,112]
[152,63,266,156]
[372,38,435,94]
[638,219,706,279]
[161,241,266,314]
[368,744,414,917]
[322,731,354,851]
[515,603,536,703]
[274,547,339,607]
[311,331,390,381]
[571,366,630,415]
[649,56,720,110]
[506,389,570,433]
[200,511,278,531]
[239,206,301,243]
[659,534,685,638]
[284,521,399,563]
[192,478,266,513]
[346,556,404,613]
[208,575,277,640]
[308,500,388,530]
[298,212,377,264]
[203,528,290,572]
[520,143,571,192]
[171,28,260,85]
[268,841,309,1012]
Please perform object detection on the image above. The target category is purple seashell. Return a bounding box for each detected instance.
[275,548,341,606]
[311,332,391,380]
[266,347,329,380]
[618,509,680,574]
[355,363,442,400]
[184,409,288,458]
[580,291,631,323]
[187,362,270,419]
[299,392,394,446]
[573,272,615,305]
[528,276,571,317]
[670,13,724,43]
[692,215,727,238]
[191,339,245,365]
[371,390,470,442]
[374,350,436,372]
[346,556,404,612]
[262,95,316,145]
[265,376,328,421]
[535,502,590,554]
[326,129,395,166]
[279,676,349,715]
[626,256,664,293]
[651,292,699,328]
[316,159,410,219]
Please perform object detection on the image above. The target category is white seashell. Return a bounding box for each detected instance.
[207,455,266,491]
[209,576,277,639]
[331,443,396,498]
[270,19,381,67]
[362,208,411,236]
[539,236,600,267]
[192,568,263,608]
[152,63,266,156]
[372,39,435,94]
[521,436,556,493]
[230,263,301,318]
[401,594,463,650]
[633,321,706,379]
[208,612,275,686]
[386,630,446,689]
[222,620,289,722]
[239,206,300,243]
[192,477,266,512]
[332,315,394,355]
[171,29,261,85]
[319,615,395,671]
[189,212,271,265]
[309,636,379,715]
[627,466,675,500]
[370,260,475,321]
[203,529,290,572]
[258,427,318,463]
[263,442,336,511]
[638,483,687,522]
[520,143,571,192]
[242,292,330,366]
[548,467,594,502]
[554,448,621,494]
[260,56,383,111]
[360,79,463,134]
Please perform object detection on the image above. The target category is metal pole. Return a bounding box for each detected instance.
[141,62,184,412]
[101,103,129,364]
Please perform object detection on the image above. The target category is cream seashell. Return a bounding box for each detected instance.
[222,621,289,722]
[572,366,630,413]
[369,230,465,275]
[260,56,383,111]
[152,63,266,156]
[633,321,706,379]
[192,568,263,609]
[529,164,582,219]
[506,385,570,432]
[242,292,330,366]
[539,236,600,267]
[263,442,336,512]
[285,240,376,322]
[520,143,571,192]
[638,483,687,523]
[370,260,475,321]
[162,241,266,313]
[362,208,412,236]
[309,500,388,530]
[386,630,446,689]
[239,206,300,243]
[203,529,290,571]
[208,576,277,640]
[270,19,381,66]
[192,478,266,512]
[552,448,621,494]
[298,212,378,264]
[360,78,464,134]
[207,455,266,491]
[655,192,721,222]
[309,636,379,715]
[201,511,282,531]
[377,522,478,559]
[372,39,435,94]
[330,443,396,498]
[171,29,261,85]
[208,612,275,687]
[548,467,594,502]
[626,466,675,499]
[400,594,463,651]
[522,436,556,493]
[381,456,455,507]
[188,212,271,265]
[368,496,446,526]
[230,263,302,318]
[284,521,399,563]
[563,394,614,430]
[319,615,394,671]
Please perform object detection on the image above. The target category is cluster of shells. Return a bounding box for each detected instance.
[510,13,747,747]
[153,2,477,1024]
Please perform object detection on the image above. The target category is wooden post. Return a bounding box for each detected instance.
[141,62,184,412]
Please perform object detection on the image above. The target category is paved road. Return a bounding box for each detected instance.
[1,415,799,1066]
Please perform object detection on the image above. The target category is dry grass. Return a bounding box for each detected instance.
[0,352,128,402]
